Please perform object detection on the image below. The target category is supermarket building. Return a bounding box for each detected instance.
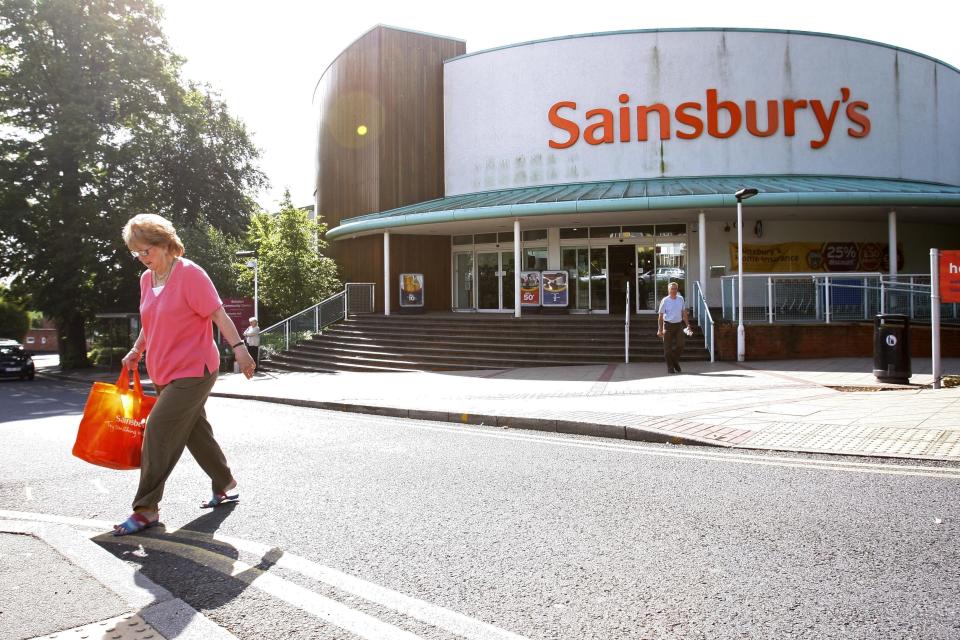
[314,26,960,319]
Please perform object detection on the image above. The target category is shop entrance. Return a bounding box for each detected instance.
[476,250,515,311]
[608,244,635,314]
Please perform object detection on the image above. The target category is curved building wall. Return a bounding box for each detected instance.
[314,26,465,311]
[444,29,960,196]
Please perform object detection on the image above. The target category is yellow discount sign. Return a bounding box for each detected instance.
[730,242,903,273]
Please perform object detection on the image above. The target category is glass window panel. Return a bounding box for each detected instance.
[656,223,686,236]
[656,241,687,298]
[621,225,655,237]
[452,234,473,245]
[498,232,514,243]
[501,251,515,310]
[590,247,607,310]
[562,247,590,311]
[590,226,620,239]
[477,252,499,309]
[636,245,656,310]
[523,248,548,271]
[522,229,547,242]
[453,253,474,309]
[560,227,589,239]
[474,233,497,244]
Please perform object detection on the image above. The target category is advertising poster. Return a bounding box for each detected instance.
[520,271,542,306]
[399,273,424,307]
[221,298,254,343]
[939,250,960,303]
[729,242,904,273]
[541,270,569,307]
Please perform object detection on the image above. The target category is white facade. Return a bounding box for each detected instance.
[444,30,960,196]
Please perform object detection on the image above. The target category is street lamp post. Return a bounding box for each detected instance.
[735,188,759,362]
[236,250,258,320]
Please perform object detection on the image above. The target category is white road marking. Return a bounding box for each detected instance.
[165,527,529,640]
[23,487,33,501]
[105,534,426,640]
[0,510,530,640]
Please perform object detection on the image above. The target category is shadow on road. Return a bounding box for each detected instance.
[96,503,283,637]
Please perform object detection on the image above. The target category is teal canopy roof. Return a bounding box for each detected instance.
[327,175,960,240]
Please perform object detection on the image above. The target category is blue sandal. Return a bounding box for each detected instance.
[112,512,159,536]
[200,490,239,509]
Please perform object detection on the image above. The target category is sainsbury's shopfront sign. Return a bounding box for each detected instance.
[443,29,960,196]
[548,88,870,150]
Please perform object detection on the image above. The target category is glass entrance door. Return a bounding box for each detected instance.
[562,246,607,312]
[453,253,474,310]
[476,251,515,311]
[637,241,687,312]
[477,252,499,310]
[590,247,607,311]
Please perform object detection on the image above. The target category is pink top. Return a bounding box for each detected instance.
[139,257,222,385]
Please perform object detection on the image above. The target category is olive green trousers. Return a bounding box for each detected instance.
[132,369,233,512]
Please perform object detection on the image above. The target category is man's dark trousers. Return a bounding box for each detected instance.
[663,321,685,372]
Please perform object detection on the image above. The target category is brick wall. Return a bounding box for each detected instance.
[715,323,960,360]
[24,328,58,353]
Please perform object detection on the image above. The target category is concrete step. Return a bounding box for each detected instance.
[263,314,709,373]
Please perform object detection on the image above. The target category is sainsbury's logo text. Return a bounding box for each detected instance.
[547,88,870,150]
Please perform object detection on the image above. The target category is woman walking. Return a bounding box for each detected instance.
[114,213,256,536]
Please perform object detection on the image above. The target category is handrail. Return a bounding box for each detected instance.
[260,283,375,354]
[693,281,715,362]
[625,281,630,363]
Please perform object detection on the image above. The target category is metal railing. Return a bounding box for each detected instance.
[624,281,630,363]
[260,283,375,355]
[720,273,959,325]
[692,281,715,361]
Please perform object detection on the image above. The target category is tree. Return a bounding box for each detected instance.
[0,0,265,367]
[247,191,340,324]
[0,299,30,341]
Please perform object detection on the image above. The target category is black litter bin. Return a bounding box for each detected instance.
[873,314,911,383]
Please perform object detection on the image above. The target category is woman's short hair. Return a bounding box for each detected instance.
[122,214,185,257]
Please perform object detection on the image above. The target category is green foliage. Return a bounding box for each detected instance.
[245,191,340,325]
[0,299,30,341]
[87,346,128,367]
[0,0,266,368]
[178,223,246,297]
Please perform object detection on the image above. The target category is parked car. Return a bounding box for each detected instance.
[640,267,685,286]
[0,339,35,381]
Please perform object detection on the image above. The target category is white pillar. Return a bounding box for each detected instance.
[888,210,898,280]
[737,200,745,362]
[514,219,521,318]
[698,210,707,296]
[931,249,941,389]
[383,231,391,316]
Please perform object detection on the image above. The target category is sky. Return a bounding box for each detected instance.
[154,0,960,212]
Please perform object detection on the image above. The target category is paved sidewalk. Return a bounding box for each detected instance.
[210,357,960,462]
[0,518,236,640]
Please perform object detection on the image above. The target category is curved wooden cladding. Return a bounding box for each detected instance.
[315,26,465,230]
[329,234,451,312]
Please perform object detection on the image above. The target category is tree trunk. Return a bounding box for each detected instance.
[57,310,90,369]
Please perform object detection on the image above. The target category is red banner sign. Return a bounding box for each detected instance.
[939,251,960,303]
[221,298,254,343]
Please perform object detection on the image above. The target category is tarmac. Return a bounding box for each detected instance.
[5,354,960,639]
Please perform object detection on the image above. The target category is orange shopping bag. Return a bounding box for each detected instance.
[72,368,156,470]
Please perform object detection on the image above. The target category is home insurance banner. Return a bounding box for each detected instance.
[729,242,904,273]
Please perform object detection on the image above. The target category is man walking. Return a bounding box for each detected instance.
[657,282,691,374]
